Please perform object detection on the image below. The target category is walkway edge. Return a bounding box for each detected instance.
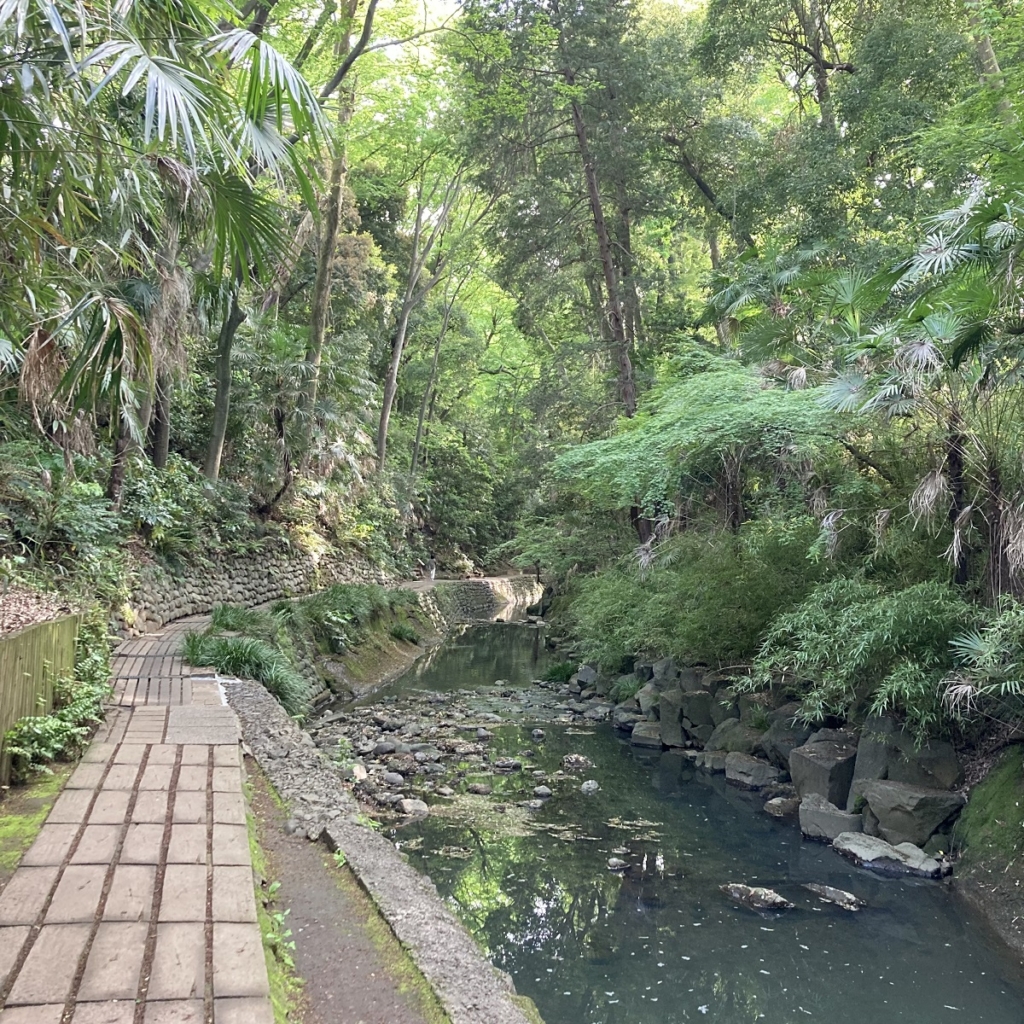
[222,674,538,1024]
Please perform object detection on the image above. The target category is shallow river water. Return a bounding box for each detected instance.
[385,624,1024,1024]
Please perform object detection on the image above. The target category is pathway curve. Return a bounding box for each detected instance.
[0,617,272,1024]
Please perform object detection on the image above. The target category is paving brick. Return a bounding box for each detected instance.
[0,1005,65,1024]
[6,923,91,1004]
[211,826,248,867]
[166,825,207,866]
[104,865,155,922]
[144,1001,205,1024]
[175,766,208,792]
[113,744,147,765]
[212,793,245,826]
[102,763,141,791]
[211,867,256,924]
[120,824,165,865]
[0,925,29,987]
[159,865,207,922]
[214,997,274,1024]
[78,921,148,1001]
[46,864,106,923]
[211,768,240,794]
[83,742,116,764]
[0,866,59,924]
[88,791,130,826]
[213,745,239,768]
[139,764,173,791]
[49,788,94,824]
[180,746,209,766]
[71,825,121,865]
[212,923,268,998]
[148,923,205,1000]
[172,792,208,825]
[71,1000,136,1023]
[22,823,78,866]
[67,761,107,789]
[147,745,179,765]
[132,791,169,824]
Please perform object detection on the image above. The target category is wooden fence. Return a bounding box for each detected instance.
[0,614,81,785]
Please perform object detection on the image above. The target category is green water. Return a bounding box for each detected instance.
[391,625,1024,1024]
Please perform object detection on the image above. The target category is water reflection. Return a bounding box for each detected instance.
[387,628,1024,1024]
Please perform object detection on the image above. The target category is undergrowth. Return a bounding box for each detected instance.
[3,611,112,782]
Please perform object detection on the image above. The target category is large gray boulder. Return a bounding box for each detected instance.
[859,780,965,847]
[577,664,598,687]
[705,718,762,754]
[832,832,945,878]
[789,739,858,807]
[636,682,660,717]
[680,690,715,728]
[846,715,961,810]
[630,721,663,748]
[799,794,863,841]
[695,750,728,773]
[710,686,741,725]
[612,706,644,732]
[652,657,678,684]
[725,753,781,789]
[657,689,686,747]
[757,705,814,769]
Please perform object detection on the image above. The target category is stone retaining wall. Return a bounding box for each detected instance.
[430,577,543,623]
[119,541,391,637]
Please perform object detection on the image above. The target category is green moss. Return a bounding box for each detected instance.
[330,864,451,1024]
[513,994,547,1024]
[245,803,303,1024]
[954,746,1024,866]
[0,767,70,878]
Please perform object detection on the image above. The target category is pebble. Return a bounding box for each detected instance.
[581,780,600,795]
[533,785,552,798]
[607,858,627,871]
[532,729,546,741]
[476,728,492,740]
[383,772,405,786]
[467,783,492,795]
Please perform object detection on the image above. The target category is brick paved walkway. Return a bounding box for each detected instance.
[0,619,273,1024]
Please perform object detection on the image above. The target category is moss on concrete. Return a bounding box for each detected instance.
[330,862,452,1024]
[0,766,72,883]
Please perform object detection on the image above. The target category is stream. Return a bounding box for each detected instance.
[377,623,1024,1024]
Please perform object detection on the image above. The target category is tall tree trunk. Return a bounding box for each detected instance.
[299,149,346,460]
[152,371,171,470]
[965,1,1013,122]
[377,301,414,469]
[411,334,447,475]
[204,288,245,482]
[946,412,970,587]
[707,226,732,348]
[106,422,132,509]
[566,90,636,417]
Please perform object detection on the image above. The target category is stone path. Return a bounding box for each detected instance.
[0,618,272,1024]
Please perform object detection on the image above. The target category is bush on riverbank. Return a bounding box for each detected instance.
[183,584,425,715]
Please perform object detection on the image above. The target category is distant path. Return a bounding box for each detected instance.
[0,617,274,1024]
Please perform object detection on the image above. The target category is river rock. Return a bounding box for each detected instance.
[832,831,945,878]
[613,707,644,732]
[789,739,858,807]
[577,665,599,686]
[383,772,405,787]
[531,729,546,741]
[656,689,686,747]
[725,752,781,789]
[533,785,552,798]
[799,793,863,840]
[680,690,715,729]
[705,718,762,754]
[764,796,801,819]
[846,716,962,811]
[757,706,814,769]
[652,657,677,684]
[630,721,663,748]
[859,780,965,847]
[710,686,741,725]
[372,740,397,756]
[398,798,429,816]
[581,779,600,795]
[584,704,612,722]
[720,883,793,910]
[637,682,660,716]
[467,783,492,795]
[607,857,627,871]
[695,750,728,773]
[476,728,492,740]
[802,883,865,911]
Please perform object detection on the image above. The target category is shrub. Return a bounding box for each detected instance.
[750,577,975,737]
[390,622,420,644]
[542,661,577,683]
[3,611,112,781]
